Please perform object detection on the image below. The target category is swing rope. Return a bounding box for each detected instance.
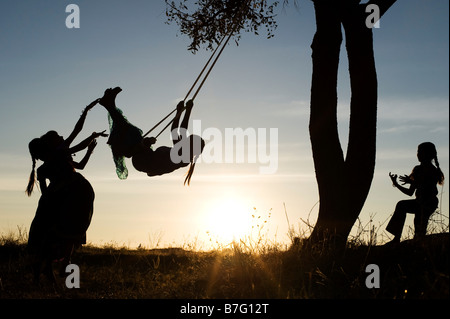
[142,34,229,139]
[184,34,228,102]
[142,32,229,139]
[142,0,250,139]
[149,30,235,139]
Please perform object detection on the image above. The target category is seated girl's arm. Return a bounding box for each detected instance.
[398,174,413,185]
[72,140,97,170]
[390,172,416,196]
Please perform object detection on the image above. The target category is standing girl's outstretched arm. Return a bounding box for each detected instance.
[64,99,100,147]
[72,139,98,170]
[68,130,108,154]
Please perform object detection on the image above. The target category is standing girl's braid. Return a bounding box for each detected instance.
[26,138,45,196]
[26,157,37,196]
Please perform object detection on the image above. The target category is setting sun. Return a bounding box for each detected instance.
[202,196,254,245]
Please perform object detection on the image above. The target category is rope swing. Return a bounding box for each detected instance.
[142,0,250,139]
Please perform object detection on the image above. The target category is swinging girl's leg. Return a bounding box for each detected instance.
[180,100,194,139]
[99,87,126,124]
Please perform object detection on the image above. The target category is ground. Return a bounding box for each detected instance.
[0,233,448,299]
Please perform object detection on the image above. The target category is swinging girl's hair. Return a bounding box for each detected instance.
[419,142,445,185]
[184,136,205,186]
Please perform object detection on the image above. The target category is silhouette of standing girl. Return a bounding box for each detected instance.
[26,99,106,282]
[386,142,444,244]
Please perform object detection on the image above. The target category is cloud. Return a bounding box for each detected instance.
[266,100,310,118]
[379,124,428,134]
[378,97,449,122]
[265,96,449,124]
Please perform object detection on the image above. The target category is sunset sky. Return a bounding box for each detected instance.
[0,0,448,249]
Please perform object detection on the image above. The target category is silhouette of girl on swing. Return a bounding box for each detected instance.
[99,87,205,185]
[26,99,107,282]
[386,142,445,244]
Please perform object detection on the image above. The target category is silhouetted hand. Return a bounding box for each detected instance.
[142,137,157,148]
[86,99,100,111]
[186,99,194,109]
[399,174,412,185]
[148,137,157,145]
[389,172,398,187]
[92,130,108,138]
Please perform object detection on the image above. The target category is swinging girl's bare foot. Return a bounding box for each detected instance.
[186,99,194,111]
[99,87,122,109]
[174,100,184,120]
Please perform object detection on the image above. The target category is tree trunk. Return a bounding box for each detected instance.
[309,0,379,247]
[309,0,346,246]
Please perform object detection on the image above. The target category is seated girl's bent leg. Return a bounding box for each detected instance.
[386,199,418,237]
[414,199,437,238]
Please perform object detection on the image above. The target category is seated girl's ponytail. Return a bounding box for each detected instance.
[435,155,445,185]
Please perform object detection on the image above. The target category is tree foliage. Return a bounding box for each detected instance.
[165,0,284,52]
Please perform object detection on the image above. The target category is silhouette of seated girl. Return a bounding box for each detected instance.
[386,142,445,244]
[99,87,205,185]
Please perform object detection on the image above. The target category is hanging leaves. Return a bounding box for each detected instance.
[165,0,281,53]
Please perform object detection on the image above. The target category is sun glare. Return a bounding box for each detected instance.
[203,197,254,245]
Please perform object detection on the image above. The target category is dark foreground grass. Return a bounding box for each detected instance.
[0,233,448,299]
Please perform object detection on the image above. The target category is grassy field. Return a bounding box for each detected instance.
[0,228,448,299]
